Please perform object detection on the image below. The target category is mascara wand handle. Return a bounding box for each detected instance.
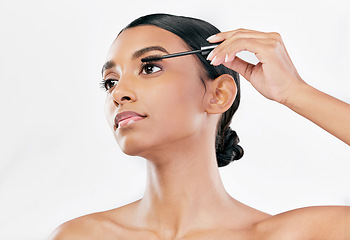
[200,44,220,55]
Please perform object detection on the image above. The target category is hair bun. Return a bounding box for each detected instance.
[216,128,244,167]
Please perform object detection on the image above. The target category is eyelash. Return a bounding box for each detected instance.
[100,63,162,92]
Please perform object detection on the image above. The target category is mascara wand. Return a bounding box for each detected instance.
[141,43,221,62]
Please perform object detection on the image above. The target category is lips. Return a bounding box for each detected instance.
[115,111,147,128]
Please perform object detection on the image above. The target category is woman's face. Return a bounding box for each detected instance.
[102,25,211,158]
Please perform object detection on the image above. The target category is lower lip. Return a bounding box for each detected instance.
[118,116,145,128]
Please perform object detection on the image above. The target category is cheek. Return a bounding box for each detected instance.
[145,73,205,137]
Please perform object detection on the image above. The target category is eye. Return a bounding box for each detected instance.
[141,63,161,75]
[100,79,118,91]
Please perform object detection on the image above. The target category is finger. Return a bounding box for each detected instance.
[207,30,282,61]
[207,29,257,43]
[208,37,278,65]
[207,29,281,43]
[222,56,256,81]
[206,31,233,43]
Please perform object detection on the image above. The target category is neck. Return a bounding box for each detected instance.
[135,134,234,238]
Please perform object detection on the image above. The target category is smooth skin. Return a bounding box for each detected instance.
[49,26,350,240]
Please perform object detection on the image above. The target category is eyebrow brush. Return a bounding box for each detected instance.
[141,43,221,63]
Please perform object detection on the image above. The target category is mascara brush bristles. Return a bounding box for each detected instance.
[141,55,164,63]
[141,49,203,63]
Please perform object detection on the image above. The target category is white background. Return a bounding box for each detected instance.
[0,0,349,239]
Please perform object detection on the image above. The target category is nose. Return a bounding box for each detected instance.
[111,77,136,106]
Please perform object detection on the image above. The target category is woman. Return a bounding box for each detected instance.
[50,13,350,239]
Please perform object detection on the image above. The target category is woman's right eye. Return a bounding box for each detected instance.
[100,79,118,91]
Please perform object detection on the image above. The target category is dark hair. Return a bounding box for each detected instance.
[121,13,243,167]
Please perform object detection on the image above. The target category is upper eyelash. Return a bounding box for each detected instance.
[141,54,163,63]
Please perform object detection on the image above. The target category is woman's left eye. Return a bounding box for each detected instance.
[141,64,162,75]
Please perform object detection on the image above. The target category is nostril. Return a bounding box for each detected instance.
[121,96,131,101]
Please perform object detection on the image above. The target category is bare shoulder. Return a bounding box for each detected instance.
[255,206,350,239]
[48,212,119,240]
[48,201,145,240]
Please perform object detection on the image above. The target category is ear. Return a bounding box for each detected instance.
[205,74,237,114]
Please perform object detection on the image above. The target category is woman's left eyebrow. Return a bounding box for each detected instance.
[101,46,169,76]
[132,46,169,59]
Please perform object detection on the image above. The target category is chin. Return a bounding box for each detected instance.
[119,145,144,157]
[113,124,188,158]
[115,134,152,157]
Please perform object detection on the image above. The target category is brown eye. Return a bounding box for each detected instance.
[141,64,161,75]
[103,79,118,91]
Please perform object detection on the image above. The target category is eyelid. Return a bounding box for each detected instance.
[104,72,120,80]
[102,69,113,79]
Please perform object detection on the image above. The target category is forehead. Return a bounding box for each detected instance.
[106,25,189,61]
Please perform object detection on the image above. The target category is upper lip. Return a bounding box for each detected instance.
[115,111,147,127]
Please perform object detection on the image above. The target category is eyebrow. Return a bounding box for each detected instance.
[101,60,115,76]
[132,46,169,59]
[101,46,170,76]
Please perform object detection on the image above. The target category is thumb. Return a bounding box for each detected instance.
[223,56,255,81]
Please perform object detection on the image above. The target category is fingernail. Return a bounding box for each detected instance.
[206,35,216,41]
[207,51,214,60]
[225,54,229,62]
[210,56,217,65]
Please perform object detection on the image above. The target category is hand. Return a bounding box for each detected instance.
[206,29,306,104]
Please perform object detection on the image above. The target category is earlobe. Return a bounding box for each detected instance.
[205,74,237,114]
